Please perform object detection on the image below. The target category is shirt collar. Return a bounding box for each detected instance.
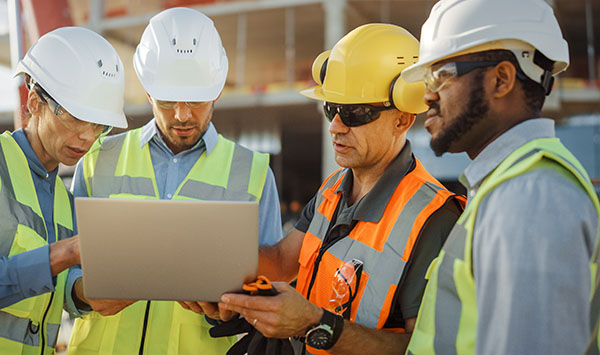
[139,118,218,156]
[459,118,555,191]
[335,140,415,223]
[11,129,56,179]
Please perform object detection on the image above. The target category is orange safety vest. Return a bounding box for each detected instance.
[296,158,464,355]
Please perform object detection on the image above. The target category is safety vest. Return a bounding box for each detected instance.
[587,224,600,354]
[296,158,464,355]
[407,137,600,355]
[67,127,269,355]
[0,131,73,354]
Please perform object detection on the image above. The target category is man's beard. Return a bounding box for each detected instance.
[430,71,490,157]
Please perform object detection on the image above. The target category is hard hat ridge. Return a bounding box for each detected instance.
[133,7,229,102]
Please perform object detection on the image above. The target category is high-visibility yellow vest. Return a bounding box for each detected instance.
[406,137,600,355]
[296,159,465,355]
[587,219,600,354]
[0,131,73,354]
[67,127,269,355]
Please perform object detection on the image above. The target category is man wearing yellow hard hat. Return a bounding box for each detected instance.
[212,23,465,355]
[399,0,600,354]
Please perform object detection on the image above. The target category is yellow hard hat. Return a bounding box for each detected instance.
[301,23,427,114]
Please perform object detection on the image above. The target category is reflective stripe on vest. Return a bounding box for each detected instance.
[68,127,268,355]
[0,132,73,354]
[83,128,268,201]
[407,137,600,355]
[296,158,462,355]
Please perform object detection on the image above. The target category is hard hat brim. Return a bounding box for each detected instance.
[300,86,389,105]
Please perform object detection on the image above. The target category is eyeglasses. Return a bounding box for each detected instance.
[152,99,210,110]
[424,61,500,92]
[327,259,363,317]
[33,85,111,138]
[323,102,395,127]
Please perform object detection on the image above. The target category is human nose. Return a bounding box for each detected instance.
[328,113,349,135]
[174,102,192,122]
[424,89,440,108]
[77,123,97,142]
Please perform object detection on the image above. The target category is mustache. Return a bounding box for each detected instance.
[428,102,440,113]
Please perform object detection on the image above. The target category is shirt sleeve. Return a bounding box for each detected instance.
[293,194,317,233]
[0,245,55,308]
[257,168,283,246]
[71,159,87,197]
[385,197,463,327]
[64,158,92,317]
[473,169,597,355]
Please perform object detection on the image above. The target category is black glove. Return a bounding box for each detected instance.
[209,276,294,355]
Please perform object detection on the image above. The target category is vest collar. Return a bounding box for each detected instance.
[335,140,415,223]
[460,118,555,194]
[140,118,219,156]
[11,129,57,180]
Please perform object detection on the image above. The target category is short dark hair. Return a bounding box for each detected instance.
[467,49,554,114]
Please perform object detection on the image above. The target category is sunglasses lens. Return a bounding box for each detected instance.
[324,102,383,127]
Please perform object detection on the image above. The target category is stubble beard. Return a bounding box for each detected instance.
[430,71,489,157]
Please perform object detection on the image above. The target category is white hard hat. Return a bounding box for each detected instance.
[133,7,229,102]
[402,0,569,90]
[15,27,127,128]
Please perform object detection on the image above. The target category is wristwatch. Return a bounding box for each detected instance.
[304,309,344,350]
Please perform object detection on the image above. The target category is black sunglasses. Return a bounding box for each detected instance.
[323,102,395,127]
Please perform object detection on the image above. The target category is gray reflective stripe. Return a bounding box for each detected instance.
[510,146,589,184]
[226,144,254,195]
[178,180,256,201]
[354,184,442,327]
[433,253,460,355]
[0,141,48,251]
[306,209,330,240]
[0,311,39,347]
[88,135,126,196]
[306,170,346,240]
[56,223,74,241]
[46,322,60,349]
[92,175,155,197]
[432,223,467,354]
[178,143,256,201]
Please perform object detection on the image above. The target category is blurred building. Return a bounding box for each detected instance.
[1,0,599,203]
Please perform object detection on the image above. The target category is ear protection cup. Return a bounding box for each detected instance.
[311,50,331,85]
[389,74,428,114]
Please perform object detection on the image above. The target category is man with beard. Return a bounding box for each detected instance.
[65,8,282,355]
[400,0,600,354]
[214,24,465,355]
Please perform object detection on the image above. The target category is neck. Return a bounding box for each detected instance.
[24,122,58,172]
[348,141,403,205]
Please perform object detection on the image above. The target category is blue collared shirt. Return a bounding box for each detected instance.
[0,129,77,308]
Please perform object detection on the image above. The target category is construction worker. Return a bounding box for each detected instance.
[215,24,465,355]
[66,7,283,355]
[0,26,127,353]
[397,0,600,354]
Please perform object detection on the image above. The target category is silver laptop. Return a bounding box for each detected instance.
[75,198,258,302]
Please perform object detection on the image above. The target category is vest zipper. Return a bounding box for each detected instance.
[138,301,151,355]
[39,291,55,355]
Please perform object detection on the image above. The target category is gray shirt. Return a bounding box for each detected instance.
[460,119,598,355]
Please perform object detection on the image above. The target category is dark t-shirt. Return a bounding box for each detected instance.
[294,141,462,328]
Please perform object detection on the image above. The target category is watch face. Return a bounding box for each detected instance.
[307,328,332,349]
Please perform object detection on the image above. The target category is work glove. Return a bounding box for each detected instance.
[209,276,294,355]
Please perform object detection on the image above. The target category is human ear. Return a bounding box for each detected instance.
[393,111,415,136]
[491,61,517,99]
[26,90,41,115]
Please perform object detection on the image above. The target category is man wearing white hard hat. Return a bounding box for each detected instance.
[66,7,283,355]
[0,26,127,354]
[399,0,600,354]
